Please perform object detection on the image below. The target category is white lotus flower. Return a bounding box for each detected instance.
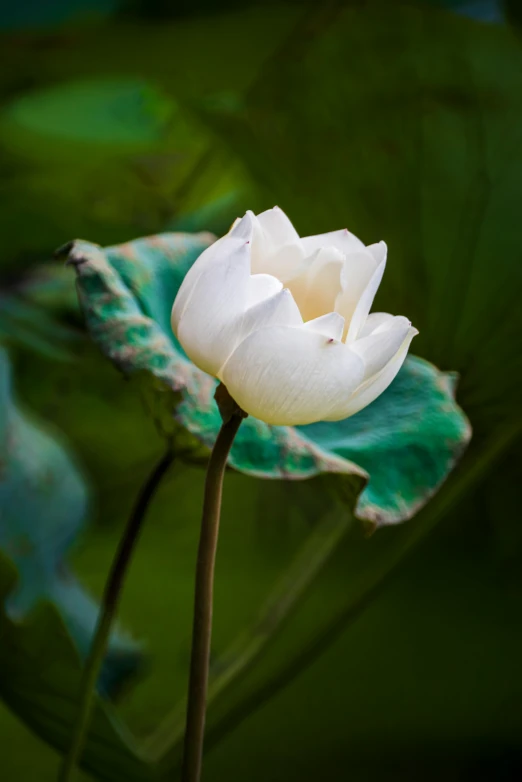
[171,207,418,426]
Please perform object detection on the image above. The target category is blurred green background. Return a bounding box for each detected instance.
[1,0,522,780]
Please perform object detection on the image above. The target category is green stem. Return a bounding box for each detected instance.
[58,447,175,782]
[181,413,243,782]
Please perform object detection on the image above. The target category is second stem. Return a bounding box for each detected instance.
[58,446,174,782]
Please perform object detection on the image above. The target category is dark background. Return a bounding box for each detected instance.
[1,1,522,780]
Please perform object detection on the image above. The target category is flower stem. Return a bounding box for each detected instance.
[181,412,243,782]
[58,446,175,782]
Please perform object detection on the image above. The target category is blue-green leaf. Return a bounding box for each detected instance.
[63,232,471,527]
[0,347,142,696]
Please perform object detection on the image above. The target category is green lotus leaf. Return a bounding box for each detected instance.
[62,232,471,527]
